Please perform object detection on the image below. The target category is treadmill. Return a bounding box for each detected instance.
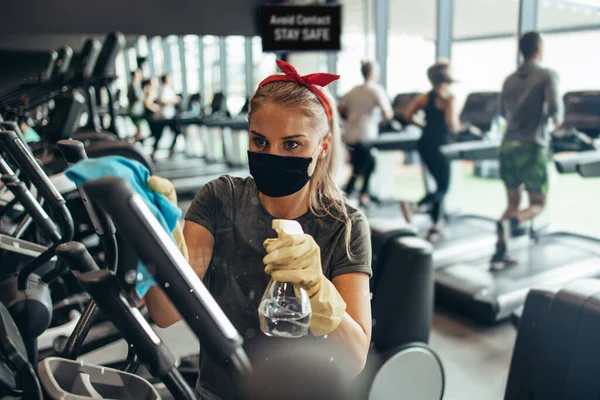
[150,95,249,196]
[364,93,504,269]
[435,91,600,324]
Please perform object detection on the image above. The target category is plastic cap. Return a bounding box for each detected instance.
[272,219,304,237]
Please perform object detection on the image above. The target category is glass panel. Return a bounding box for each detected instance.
[184,35,201,95]
[136,35,149,57]
[203,36,220,108]
[166,35,183,94]
[225,36,247,114]
[387,0,436,96]
[150,36,164,77]
[337,0,371,95]
[539,0,600,31]
[252,36,277,89]
[542,30,600,92]
[114,50,127,105]
[452,38,518,112]
[453,0,520,39]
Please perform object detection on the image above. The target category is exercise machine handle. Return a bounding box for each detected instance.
[74,268,196,400]
[56,139,87,164]
[83,177,252,378]
[56,139,117,271]
[0,130,64,209]
[0,175,60,243]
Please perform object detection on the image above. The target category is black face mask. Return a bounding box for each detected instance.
[248,146,320,198]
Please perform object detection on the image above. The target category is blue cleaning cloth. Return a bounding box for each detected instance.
[65,155,182,298]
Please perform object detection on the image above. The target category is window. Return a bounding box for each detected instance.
[452,38,517,111]
[165,36,183,94]
[538,0,600,31]
[387,0,436,96]
[184,35,201,95]
[542,30,600,93]
[225,36,247,114]
[149,36,164,77]
[252,37,277,89]
[127,48,137,71]
[135,36,150,77]
[451,0,520,112]
[337,0,373,95]
[114,50,127,105]
[203,36,221,107]
[536,8,600,236]
[287,53,328,75]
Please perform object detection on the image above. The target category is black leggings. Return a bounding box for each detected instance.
[418,145,450,224]
[345,142,376,196]
[148,119,182,153]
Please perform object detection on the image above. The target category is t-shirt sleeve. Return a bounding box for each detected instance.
[184,177,228,236]
[329,211,372,279]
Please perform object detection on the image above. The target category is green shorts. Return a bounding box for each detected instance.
[499,140,549,194]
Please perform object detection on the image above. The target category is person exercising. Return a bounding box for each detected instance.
[143,60,372,400]
[491,31,563,269]
[339,60,393,207]
[127,68,144,141]
[403,60,458,240]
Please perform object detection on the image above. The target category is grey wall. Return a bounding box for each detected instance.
[0,0,266,37]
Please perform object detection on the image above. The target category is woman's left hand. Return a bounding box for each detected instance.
[148,175,189,262]
[263,233,346,336]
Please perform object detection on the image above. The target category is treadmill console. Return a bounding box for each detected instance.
[563,91,600,135]
[459,92,500,132]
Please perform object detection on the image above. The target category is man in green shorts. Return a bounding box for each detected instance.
[491,31,563,269]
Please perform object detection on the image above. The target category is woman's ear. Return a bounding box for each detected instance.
[320,133,332,159]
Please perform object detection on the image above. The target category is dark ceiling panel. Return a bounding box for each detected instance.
[0,0,267,37]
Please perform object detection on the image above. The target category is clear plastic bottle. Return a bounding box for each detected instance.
[258,220,312,338]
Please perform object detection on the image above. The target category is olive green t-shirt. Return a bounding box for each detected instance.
[185,175,372,400]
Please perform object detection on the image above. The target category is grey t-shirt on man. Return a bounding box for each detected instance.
[185,175,372,400]
[501,60,563,147]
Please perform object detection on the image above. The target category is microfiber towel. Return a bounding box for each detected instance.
[65,155,181,298]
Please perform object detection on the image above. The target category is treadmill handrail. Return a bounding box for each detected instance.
[577,159,600,177]
[554,150,600,174]
[440,140,501,161]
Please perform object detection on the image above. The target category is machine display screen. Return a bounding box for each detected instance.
[564,92,600,130]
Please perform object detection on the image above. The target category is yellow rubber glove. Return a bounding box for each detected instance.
[147,175,189,262]
[263,230,347,336]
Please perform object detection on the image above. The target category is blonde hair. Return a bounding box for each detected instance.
[248,81,353,259]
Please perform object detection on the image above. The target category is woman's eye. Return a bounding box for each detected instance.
[253,138,266,147]
[283,141,300,150]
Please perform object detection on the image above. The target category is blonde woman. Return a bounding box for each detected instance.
[144,60,372,400]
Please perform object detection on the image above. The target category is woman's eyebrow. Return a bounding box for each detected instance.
[251,132,308,140]
[282,134,308,140]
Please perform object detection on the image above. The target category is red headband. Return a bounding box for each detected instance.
[258,59,340,122]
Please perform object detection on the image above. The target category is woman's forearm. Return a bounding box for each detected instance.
[145,286,182,328]
[328,312,370,375]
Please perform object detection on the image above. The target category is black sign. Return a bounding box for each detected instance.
[261,4,341,52]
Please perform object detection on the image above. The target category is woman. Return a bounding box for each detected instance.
[338,60,393,207]
[127,68,145,141]
[144,60,372,400]
[403,60,459,240]
[156,74,183,158]
[142,78,165,161]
